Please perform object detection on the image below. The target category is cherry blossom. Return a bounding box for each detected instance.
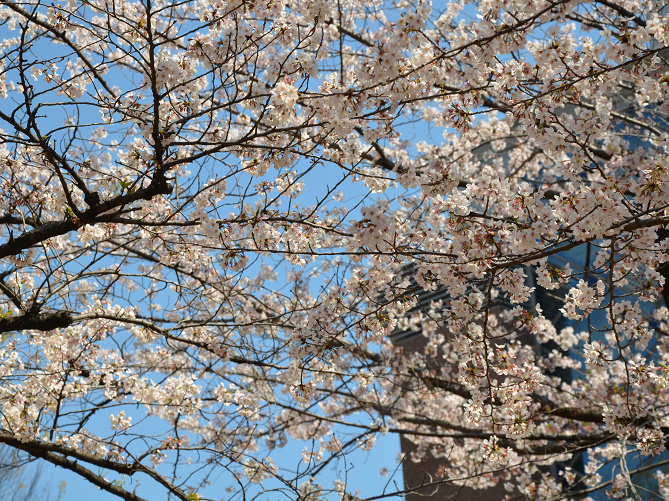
[0,0,668,499]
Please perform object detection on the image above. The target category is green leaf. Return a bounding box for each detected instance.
[117,179,136,194]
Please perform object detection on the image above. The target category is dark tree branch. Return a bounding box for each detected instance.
[0,311,73,334]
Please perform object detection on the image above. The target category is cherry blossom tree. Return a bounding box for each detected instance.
[0,0,669,499]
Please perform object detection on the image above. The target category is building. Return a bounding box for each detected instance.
[388,240,666,499]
